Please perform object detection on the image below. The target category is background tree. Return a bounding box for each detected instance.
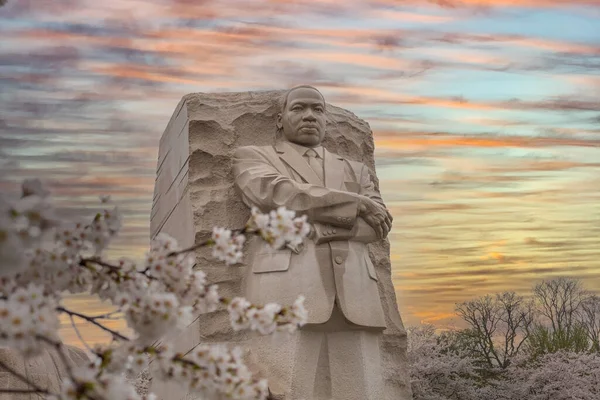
[580,294,600,352]
[528,277,591,356]
[409,279,600,400]
[455,291,534,370]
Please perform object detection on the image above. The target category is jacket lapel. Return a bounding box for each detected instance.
[274,141,322,185]
[268,145,293,178]
[323,148,345,190]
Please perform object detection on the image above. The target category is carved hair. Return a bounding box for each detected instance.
[279,85,326,113]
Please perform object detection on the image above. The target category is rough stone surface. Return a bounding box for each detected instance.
[149,90,412,400]
[0,345,89,399]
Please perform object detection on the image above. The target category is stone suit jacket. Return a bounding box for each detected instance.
[232,141,387,329]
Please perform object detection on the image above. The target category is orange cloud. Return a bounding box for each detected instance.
[330,86,498,110]
[89,63,200,85]
[407,96,497,110]
[369,9,457,23]
[381,0,600,8]
[333,84,600,111]
[308,52,412,70]
[375,132,600,150]
[509,37,600,54]
[563,75,600,88]
[456,0,600,7]
[483,252,507,262]
[412,311,457,323]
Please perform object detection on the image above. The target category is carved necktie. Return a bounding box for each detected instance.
[305,148,324,184]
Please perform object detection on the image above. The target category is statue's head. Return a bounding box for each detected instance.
[277,85,326,148]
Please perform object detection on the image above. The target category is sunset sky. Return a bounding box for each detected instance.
[1,0,599,347]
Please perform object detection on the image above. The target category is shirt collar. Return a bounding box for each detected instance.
[286,141,324,158]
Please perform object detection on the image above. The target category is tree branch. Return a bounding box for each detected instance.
[57,306,130,342]
[168,226,250,257]
[70,314,94,353]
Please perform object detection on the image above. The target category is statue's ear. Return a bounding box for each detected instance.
[276,113,283,130]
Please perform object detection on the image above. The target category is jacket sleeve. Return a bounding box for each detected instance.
[312,218,380,244]
[311,163,388,244]
[358,163,386,210]
[232,146,360,229]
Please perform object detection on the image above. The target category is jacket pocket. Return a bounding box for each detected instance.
[252,249,293,274]
[364,253,378,281]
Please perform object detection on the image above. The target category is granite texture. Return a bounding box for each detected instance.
[149,90,412,400]
[0,346,89,399]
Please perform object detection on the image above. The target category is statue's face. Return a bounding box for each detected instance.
[278,87,326,147]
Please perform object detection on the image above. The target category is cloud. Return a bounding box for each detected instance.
[0,0,80,18]
[485,160,600,173]
[398,264,592,282]
[375,131,600,151]
[404,0,600,9]
[326,82,600,112]
[459,116,529,126]
[306,51,415,71]
[368,8,459,23]
[400,203,477,213]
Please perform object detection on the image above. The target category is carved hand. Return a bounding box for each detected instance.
[358,196,393,239]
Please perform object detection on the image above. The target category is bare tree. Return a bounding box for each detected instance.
[496,292,535,361]
[526,277,594,355]
[533,277,587,337]
[580,295,600,352]
[455,292,534,369]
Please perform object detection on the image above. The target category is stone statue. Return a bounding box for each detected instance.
[232,85,395,400]
[149,87,412,400]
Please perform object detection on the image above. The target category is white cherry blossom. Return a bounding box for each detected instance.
[247,206,311,249]
[211,227,246,265]
[0,180,309,400]
[0,283,60,357]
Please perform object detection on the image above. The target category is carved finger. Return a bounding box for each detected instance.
[384,218,392,234]
[374,218,384,239]
[381,223,390,239]
[387,211,394,223]
[378,219,388,237]
[367,216,383,238]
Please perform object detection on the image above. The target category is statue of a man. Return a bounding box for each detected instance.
[232,85,393,400]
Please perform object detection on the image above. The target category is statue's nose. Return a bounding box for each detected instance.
[303,111,316,121]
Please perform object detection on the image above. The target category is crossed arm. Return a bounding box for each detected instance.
[312,163,392,244]
[232,146,392,244]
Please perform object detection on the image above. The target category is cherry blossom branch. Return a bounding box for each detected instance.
[85,310,121,320]
[0,181,310,400]
[168,226,249,257]
[80,258,158,281]
[57,306,131,342]
[70,314,94,353]
[80,257,121,272]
